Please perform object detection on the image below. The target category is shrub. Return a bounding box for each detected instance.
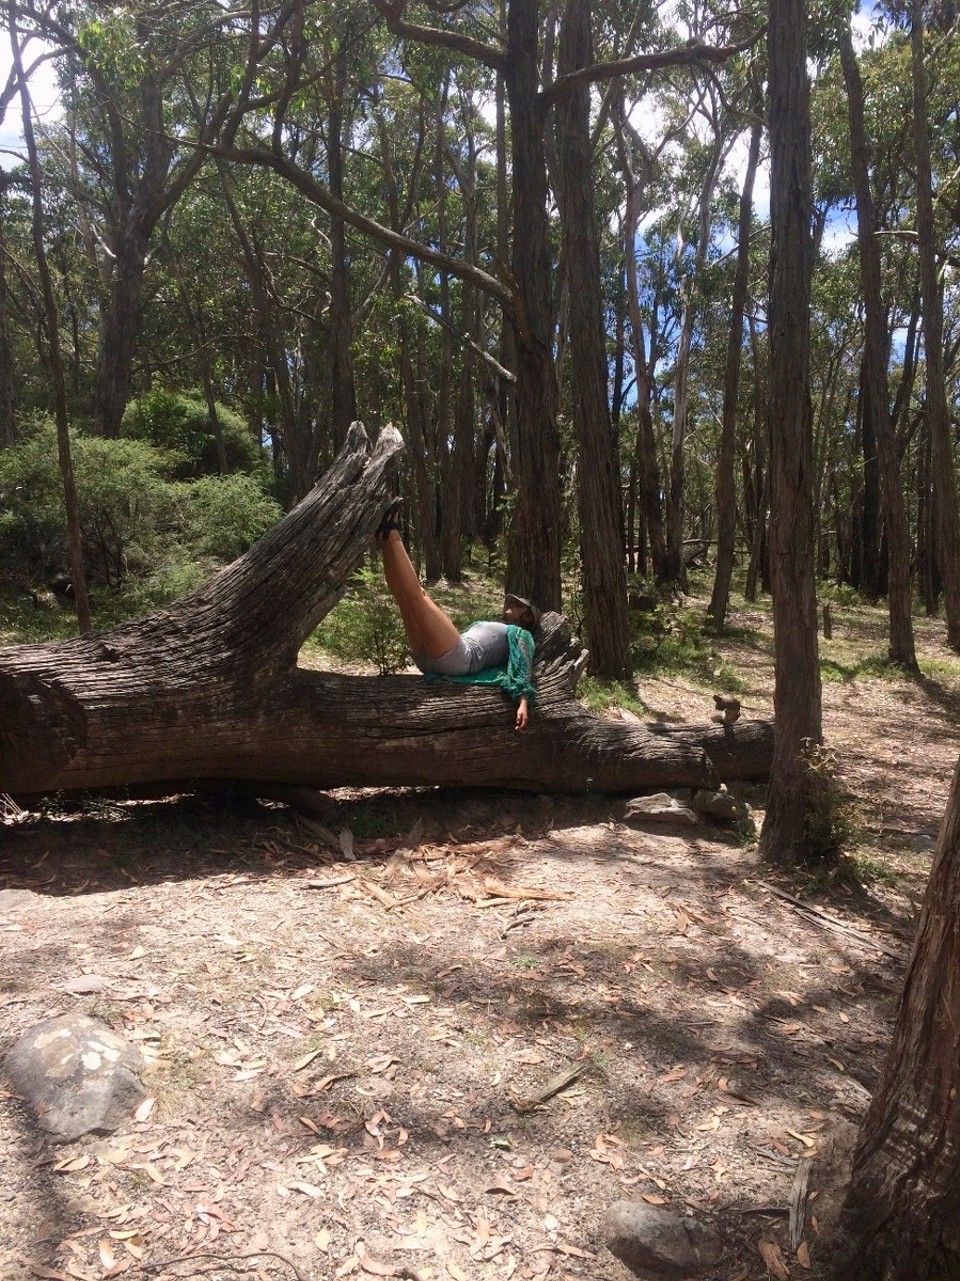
[0,418,178,590]
[176,474,283,560]
[801,740,858,865]
[123,389,266,479]
[310,564,410,675]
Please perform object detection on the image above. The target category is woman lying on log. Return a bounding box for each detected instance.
[376,498,539,731]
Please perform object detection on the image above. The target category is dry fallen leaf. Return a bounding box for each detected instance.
[287,1180,325,1198]
[758,1238,789,1281]
[133,1096,155,1123]
[484,1178,519,1198]
[293,1048,325,1072]
[797,1240,812,1268]
[354,1242,398,1276]
[53,1155,90,1173]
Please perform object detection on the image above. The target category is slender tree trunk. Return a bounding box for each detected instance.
[709,114,761,633]
[839,24,916,669]
[0,187,16,446]
[665,118,728,587]
[553,0,631,679]
[9,10,92,634]
[615,97,667,582]
[757,0,822,867]
[327,51,357,454]
[840,750,960,1278]
[503,0,563,612]
[910,0,960,648]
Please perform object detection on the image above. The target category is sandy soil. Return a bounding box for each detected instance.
[2,600,957,1281]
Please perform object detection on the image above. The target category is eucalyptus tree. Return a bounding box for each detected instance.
[6,9,91,631]
[16,0,299,439]
[707,104,762,632]
[907,0,960,648]
[659,79,738,588]
[838,14,916,667]
[552,0,632,677]
[612,92,669,580]
[757,0,822,867]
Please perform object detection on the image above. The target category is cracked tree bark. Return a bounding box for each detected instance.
[1,423,772,799]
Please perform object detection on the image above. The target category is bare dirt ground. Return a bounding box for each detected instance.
[2,601,958,1281]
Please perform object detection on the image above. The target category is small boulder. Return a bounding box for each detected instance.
[4,1013,147,1142]
[605,1200,722,1278]
[692,787,754,832]
[622,794,699,827]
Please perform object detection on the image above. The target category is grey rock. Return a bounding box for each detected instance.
[605,1200,722,1278]
[622,794,699,827]
[691,788,755,835]
[4,1013,147,1142]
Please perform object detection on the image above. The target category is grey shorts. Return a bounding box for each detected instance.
[412,636,473,677]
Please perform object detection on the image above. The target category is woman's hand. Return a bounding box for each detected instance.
[515,697,529,732]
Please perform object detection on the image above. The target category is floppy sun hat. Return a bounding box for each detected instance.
[504,593,541,629]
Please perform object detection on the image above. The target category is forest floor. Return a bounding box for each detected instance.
[2,596,958,1281]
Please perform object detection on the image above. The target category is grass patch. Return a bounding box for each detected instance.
[578,678,649,717]
[820,650,910,682]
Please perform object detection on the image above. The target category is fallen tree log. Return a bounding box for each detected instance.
[0,423,773,799]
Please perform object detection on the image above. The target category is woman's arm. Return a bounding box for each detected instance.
[515,696,529,732]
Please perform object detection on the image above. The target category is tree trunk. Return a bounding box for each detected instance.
[840,751,960,1279]
[554,0,631,679]
[503,0,563,612]
[665,113,727,588]
[839,23,916,670]
[0,423,770,800]
[757,0,823,867]
[614,95,668,583]
[910,0,960,649]
[327,52,357,455]
[709,113,761,633]
[0,186,17,447]
[11,21,92,636]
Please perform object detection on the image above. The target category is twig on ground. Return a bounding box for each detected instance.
[136,1248,310,1279]
[509,1063,587,1114]
[757,880,910,961]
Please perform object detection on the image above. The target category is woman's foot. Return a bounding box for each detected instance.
[375,497,403,543]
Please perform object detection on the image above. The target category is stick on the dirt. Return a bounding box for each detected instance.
[757,881,910,961]
[510,1063,587,1114]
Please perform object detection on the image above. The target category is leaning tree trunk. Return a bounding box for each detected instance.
[0,424,772,800]
[840,751,960,1279]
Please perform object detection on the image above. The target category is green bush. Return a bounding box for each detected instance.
[310,564,411,675]
[176,474,283,560]
[0,418,178,590]
[801,740,859,865]
[0,418,283,629]
[122,388,266,480]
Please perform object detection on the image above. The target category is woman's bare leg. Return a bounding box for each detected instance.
[381,530,461,659]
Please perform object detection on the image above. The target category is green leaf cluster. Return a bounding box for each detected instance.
[0,415,281,623]
[121,389,268,481]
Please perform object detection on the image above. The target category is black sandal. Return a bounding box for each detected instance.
[375,497,403,543]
